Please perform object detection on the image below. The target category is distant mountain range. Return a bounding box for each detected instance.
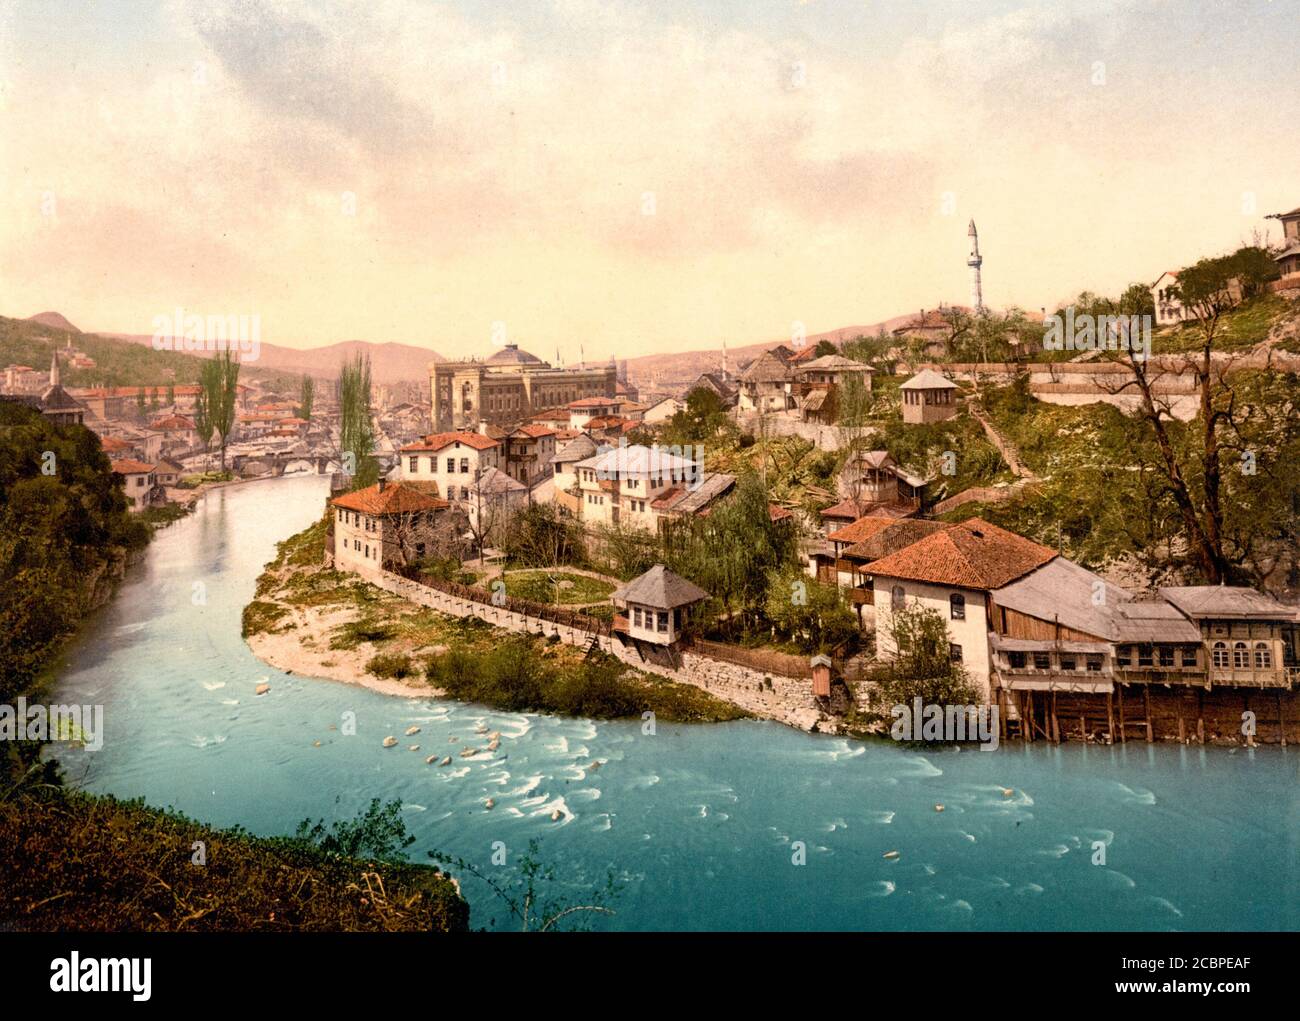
[102,332,444,386]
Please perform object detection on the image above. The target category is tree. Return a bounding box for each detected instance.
[200,350,240,470]
[502,503,586,568]
[873,604,979,708]
[337,352,377,489]
[813,339,838,358]
[763,564,858,653]
[193,384,215,465]
[166,383,176,408]
[1105,253,1252,582]
[298,374,315,422]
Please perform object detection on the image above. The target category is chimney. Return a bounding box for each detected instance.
[377,477,387,493]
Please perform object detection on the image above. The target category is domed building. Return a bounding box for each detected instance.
[484,343,546,369]
[430,343,618,432]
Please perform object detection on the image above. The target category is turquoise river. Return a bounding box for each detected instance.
[49,475,1300,930]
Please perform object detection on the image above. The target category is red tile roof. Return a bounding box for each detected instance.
[512,423,557,438]
[567,396,621,409]
[110,458,155,475]
[819,498,873,521]
[149,415,195,430]
[827,514,900,545]
[399,430,500,453]
[98,436,131,452]
[864,517,1055,590]
[768,504,794,523]
[331,481,450,515]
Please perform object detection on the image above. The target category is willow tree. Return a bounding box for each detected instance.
[337,352,376,489]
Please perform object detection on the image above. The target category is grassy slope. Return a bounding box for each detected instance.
[0,315,300,391]
[246,517,747,723]
[0,791,467,932]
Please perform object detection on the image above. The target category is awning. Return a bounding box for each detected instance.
[998,677,1114,694]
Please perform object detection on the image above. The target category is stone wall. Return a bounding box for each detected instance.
[370,570,827,731]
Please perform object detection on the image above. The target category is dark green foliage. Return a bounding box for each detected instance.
[366,652,415,679]
[0,789,467,931]
[0,401,147,716]
[870,604,980,708]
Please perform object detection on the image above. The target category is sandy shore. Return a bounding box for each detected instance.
[246,601,446,700]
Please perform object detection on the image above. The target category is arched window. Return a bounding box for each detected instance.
[1232,642,1248,669]
[1254,643,1272,669]
[949,593,965,620]
[1212,642,1228,668]
[891,585,906,610]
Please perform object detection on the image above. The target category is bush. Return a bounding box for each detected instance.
[366,652,415,679]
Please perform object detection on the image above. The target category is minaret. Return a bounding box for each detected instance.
[967,219,984,313]
[49,350,60,387]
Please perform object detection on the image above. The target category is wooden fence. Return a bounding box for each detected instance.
[687,637,814,678]
[392,564,613,636]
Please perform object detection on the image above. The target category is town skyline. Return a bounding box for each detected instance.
[2,0,1297,361]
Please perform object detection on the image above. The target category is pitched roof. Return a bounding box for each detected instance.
[331,481,450,515]
[865,517,1056,590]
[1158,586,1296,621]
[511,423,557,439]
[900,369,957,390]
[41,384,84,411]
[991,557,1132,640]
[567,396,621,409]
[651,471,736,515]
[473,466,527,495]
[827,514,901,545]
[98,435,131,452]
[611,564,709,609]
[1112,601,1203,643]
[552,433,598,465]
[400,430,500,453]
[820,497,874,521]
[768,503,794,523]
[740,350,793,383]
[575,444,697,478]
[800,354,871,372]
[110,458,155,475]
[843,518,951,562]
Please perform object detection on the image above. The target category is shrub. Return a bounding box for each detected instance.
[366,652,415,679]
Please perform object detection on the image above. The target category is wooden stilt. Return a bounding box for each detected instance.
[1050,692,1060,744]
[1106,692,1115,744]
[1025,691,1035,743]
[1143,687,1153,743]
[1177,697,1186,744]
[1280,692,1288,748]
[1118,685,1127,743]
[1197,688,1205,744]
[1079,714,1086,742]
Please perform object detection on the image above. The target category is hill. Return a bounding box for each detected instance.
[27,310,81,333]
[107,332,444,384]
[622,311,950,385]
[1,315,300,391]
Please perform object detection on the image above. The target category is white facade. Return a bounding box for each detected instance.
[642,397,683,425]
[399,435,501,506]
[624,601,679,645]
[871,576,993,700]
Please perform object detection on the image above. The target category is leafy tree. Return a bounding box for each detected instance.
[193,384,215,463]
[337,352,377,489]
[873,603,979,708]
[762,565,859,653]
[502,502,587,568]
[294,797,415,863]
[298,374,315,421]
[813,339,839,358]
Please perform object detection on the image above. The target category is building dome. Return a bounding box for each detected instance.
[485,343,545,366]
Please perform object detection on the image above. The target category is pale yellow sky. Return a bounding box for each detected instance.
[0,0,1296,362]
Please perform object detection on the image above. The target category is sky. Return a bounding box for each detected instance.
[0,0,1297,362]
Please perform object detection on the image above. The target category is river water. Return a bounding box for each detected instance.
[49,475,1299,930]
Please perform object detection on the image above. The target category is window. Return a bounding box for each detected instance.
[1137,645,1153,667]
[949,643,962,663]
[1060,656,1076,672]
[460,458,469,473]
[1008,651,1026,669]
[1254,643,1272,669]
[1212,641,1229,668]
[408,456,418,472]
[949,593,965,620]
[445,457,455,473]
[1086,655,1103,672]
[1117,647,1131,667]
[1033,652,1050,670]
[633,607,641,626]
[1233,642,1248,669]
[657,611,668,633]
[891,585,905,610]
[1158,646,1175,667]
[1180,646,1198,667]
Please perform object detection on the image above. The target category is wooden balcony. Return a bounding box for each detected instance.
[848,587,873,606]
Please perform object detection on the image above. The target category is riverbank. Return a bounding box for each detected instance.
[244,517,748,723]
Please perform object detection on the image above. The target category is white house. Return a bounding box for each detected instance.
[398,430,502,507]
[642,396,683,425]
[866,517,1058,700]
[566,396,623,430]
[331,480,451,575]
[110,459,159,512]
[611,564,709,646]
